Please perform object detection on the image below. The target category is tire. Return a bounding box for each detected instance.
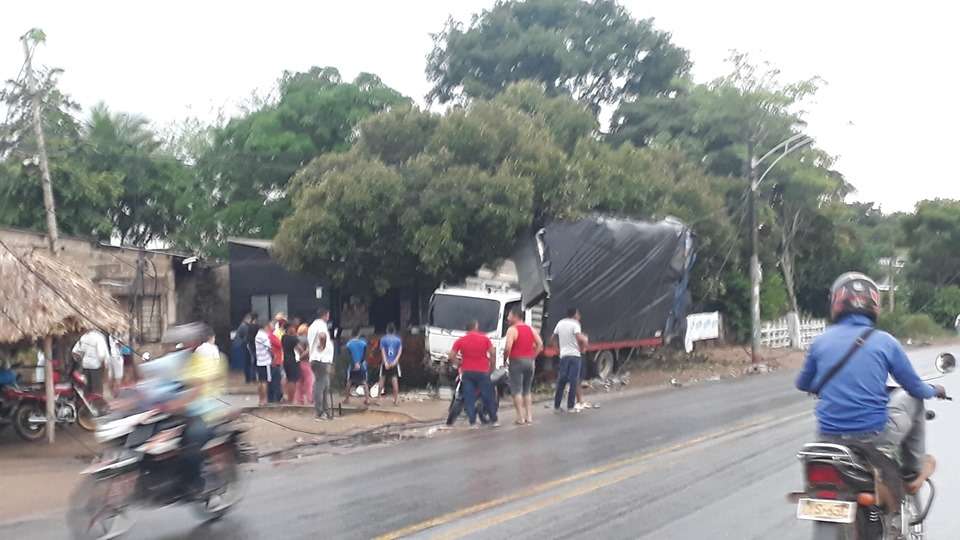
[77,398,109,432]
[194,445,246,522]
[593,350,616,380]
[446,396,464,426]
[13,402,46,442]
[66,475,132,540]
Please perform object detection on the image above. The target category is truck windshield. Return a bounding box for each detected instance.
[429,295,500,333]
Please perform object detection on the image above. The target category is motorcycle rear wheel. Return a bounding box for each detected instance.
[193,446,246,521]
[13,402,46,442]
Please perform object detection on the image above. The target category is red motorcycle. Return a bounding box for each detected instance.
[0,363,109,441]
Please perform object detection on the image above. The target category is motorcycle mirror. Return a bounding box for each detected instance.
[935,353,956,374]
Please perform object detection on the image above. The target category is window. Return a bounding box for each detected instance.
[428,295,500,333]
[251,294,288,320]
[502,301,522,337]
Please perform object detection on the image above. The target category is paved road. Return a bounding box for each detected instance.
[4,345,958,539]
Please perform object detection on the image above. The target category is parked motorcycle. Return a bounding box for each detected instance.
[67,404,256,539]
[790,352,955,539]
[445,365,508,426]
[0,362,108,441]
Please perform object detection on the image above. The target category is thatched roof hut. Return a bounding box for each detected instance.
[0,249,129,344]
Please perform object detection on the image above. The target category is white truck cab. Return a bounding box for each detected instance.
[426,282,530,369]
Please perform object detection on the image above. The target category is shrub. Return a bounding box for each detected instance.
[877,311,944,341]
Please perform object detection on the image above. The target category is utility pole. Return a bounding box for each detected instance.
[748,134,815,364]
[22,28,58,444]
[748,147,761,363]
[888,254,896,313]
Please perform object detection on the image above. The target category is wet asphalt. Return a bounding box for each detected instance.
[3,345,958,540]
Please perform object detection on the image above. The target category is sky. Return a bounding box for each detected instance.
[2,0,958,213]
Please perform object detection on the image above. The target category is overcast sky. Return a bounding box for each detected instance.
[2,0,957,212]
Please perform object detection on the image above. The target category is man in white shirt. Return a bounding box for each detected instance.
[72,330,109,394]
[254,320,274,407]
[308,308,334,420]
[552,308,588,413]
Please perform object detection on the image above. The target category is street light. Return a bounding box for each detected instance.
[748,134,814,363]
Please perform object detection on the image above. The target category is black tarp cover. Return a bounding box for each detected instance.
[514,216,695,344]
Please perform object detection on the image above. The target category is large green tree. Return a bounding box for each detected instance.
[426,0,689,111]
[198,67,410,246]
[901,199,960,323]
[85,104,200,246]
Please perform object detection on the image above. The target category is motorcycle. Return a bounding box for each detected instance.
[445,364,508,426]
[790,352,955,539]
[0,361,108,441]
[67,402,256,539]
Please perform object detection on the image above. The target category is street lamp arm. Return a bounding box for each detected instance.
[756,133,809,166]
[753,136,814,190]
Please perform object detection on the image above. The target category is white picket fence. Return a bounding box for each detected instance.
[760,316,827,350]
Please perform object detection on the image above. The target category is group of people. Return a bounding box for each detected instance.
[234,309,406,420]
[445,306,589,428]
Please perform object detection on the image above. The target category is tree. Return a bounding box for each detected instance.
[85,103,199,246]
[1,63,121,239]
[198,67,410,245]
[902,199,960,317]
[426,0,689,111]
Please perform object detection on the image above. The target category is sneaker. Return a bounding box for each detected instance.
[489,421,500,428]
[568,407,581,414]
[573,403,585,412]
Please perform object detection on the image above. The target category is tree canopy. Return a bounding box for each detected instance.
[426,0,689,111]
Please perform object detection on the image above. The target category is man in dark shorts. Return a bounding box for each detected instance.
[378,323,403,406]
[254,319,274,407]
[343,329,369,405]
[281,321,301,402]
[504,308,542,424]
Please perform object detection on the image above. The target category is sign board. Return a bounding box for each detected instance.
[685,312,721,353]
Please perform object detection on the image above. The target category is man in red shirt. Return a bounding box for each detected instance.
[504,308,542,425]
[448,320,499,428]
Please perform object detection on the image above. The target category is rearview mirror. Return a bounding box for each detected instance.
[935,353,956,374]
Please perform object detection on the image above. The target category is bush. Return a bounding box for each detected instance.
[877,311,945,341]
[928,286,960,328]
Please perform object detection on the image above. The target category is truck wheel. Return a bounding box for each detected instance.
[592,350,616,380]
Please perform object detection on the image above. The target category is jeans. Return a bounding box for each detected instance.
[181,416,212,492]
[554,356,582,410]
[268,366,284,402]
[820,388,926,475]
[312,362,332,418]
[461,370,498,425]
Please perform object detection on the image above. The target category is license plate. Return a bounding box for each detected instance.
[797,498,857,523]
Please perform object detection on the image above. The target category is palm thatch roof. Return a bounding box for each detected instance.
[0,248,129,344]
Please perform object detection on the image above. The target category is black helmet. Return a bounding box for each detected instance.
[829,272,881,323]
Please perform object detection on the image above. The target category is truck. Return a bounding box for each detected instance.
[425,215,696,380]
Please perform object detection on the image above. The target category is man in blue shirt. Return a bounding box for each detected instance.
[797,273,945,481]
[378,323,403,406]
[343,329,369,406]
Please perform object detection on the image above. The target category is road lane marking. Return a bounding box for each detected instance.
[374,409,809,540]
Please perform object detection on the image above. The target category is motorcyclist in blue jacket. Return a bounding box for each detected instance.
[796,272,946,490]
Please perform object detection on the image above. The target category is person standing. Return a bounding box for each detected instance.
[504,308,542,424]
[268,323,284,403]
[106,335,124,397]
[448,320,499,428]
[552,308,588,413]
[254,319,274,407]
[244,313,260,384]
[308,308,335,420]
[295,323,314,405]
[378,323,403,406]
[281,321,302,403]
[72,329,109,395]
[232,313,252,375]
[343,329,370,406]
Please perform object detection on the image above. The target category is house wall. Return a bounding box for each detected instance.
[0,228,179,343]
[228,243,333,328]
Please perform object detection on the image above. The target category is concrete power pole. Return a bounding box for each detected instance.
[22,29,59,444]
[748,149,762,363]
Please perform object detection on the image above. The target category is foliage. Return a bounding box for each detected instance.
[196,67,410,247]
[926,286,960,328]
[876,311,945,341]
[426,0,689,111]
[902,199,960,290]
